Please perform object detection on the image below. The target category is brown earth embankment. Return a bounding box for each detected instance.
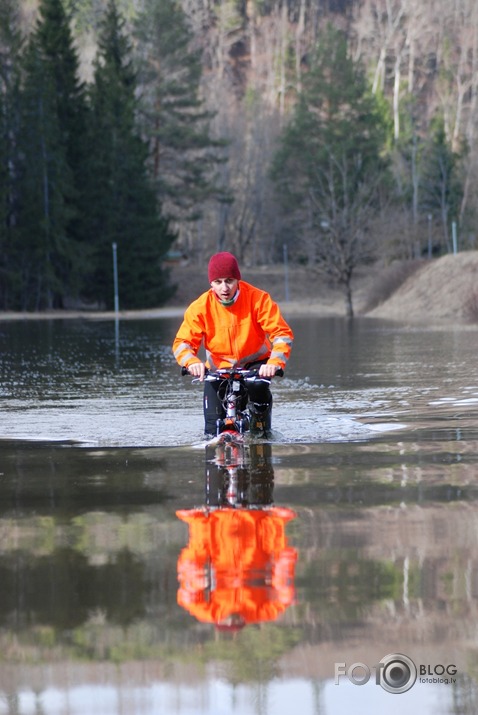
[1,252,477,325]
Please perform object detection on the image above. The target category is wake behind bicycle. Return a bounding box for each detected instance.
[181,366,283,439]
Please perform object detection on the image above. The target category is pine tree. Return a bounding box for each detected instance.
[12,0,89,309]
[34,0,91,293]
[134,0,227,225]
[17,39,78,310]
[0,0,23,309]
[83,0,175,309]
[271,26,391,317]
[34,0,88,174]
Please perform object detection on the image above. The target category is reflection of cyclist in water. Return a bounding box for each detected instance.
[205,441,275,508]
[172,252,294,436]
[176,443,297,628]
[176,506,297,628]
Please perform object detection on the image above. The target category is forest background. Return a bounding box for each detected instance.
[2,0,478,315]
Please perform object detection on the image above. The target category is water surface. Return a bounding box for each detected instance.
[0,315,478,714]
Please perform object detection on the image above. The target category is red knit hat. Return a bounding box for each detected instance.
[208,252,241,282]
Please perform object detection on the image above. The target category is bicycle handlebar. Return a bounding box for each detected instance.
[181,366,284,379]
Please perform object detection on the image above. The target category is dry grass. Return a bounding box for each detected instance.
[463,290,478,324]
[162,252,478,326]
[360,259,424,313]
[164,261,342,307]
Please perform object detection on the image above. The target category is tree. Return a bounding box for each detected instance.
[17,49,71,309]
[420,115,464,254]
[384,94,427,260]
[213,91,281,263]
[0,0,91,310]
[134,0,227,246]
[14,0,87,310]
[271,26,391,317]
[33,0,88,175]
[83,0,175,309]
[0,0,23,309]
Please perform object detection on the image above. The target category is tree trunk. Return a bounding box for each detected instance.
[344,280,354,319]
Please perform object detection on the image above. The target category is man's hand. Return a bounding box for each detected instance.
[258,363,279,378]
[188,361,206,381]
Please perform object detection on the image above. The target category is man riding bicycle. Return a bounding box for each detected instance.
[172,252,294,436]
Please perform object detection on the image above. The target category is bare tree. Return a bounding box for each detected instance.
[271,27,390,317]
[211,97,281,262]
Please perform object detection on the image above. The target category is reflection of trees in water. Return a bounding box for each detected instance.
[453,674,478,715]
[1,506,478,633]
[298,553,401,623]
[1,443,478,686]
[0,446,172,515]
[0,547,147,629]
[203,623,302,686]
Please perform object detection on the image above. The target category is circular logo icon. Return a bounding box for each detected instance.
[378,653,417,694]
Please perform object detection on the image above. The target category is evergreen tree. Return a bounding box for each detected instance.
[271,26,391,317]
[34,0,88,175]
[17,39,78,310]
[0,0,23,309]
[420,116,464,254]
[134,0,227,225]
[83,0,175,309]
[33,0,91,294]
[12,0,89,309]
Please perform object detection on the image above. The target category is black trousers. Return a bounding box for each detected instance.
[203,365,273,435]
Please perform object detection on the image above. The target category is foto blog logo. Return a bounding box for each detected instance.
[334,653,458,694]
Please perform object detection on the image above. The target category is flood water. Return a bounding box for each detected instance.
[1,314,478,714]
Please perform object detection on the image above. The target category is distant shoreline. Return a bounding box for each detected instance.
[0,307,186,321]
[0,300,344,322]
[2,252,478,327]
[1,302,477,328]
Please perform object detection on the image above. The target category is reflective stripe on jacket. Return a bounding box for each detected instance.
[172,280,294,370]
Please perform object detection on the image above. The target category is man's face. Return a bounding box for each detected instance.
[210,277,238,302]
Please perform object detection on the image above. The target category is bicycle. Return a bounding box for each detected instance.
[182,366,283,439]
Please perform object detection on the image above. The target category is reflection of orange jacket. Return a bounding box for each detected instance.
[176,507,297,625]
[172,281,294,370]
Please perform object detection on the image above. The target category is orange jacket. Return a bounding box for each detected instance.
[172,281,294,370]
[176,507,297,625]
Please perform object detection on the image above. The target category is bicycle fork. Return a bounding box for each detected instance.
[216,392,248,434]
